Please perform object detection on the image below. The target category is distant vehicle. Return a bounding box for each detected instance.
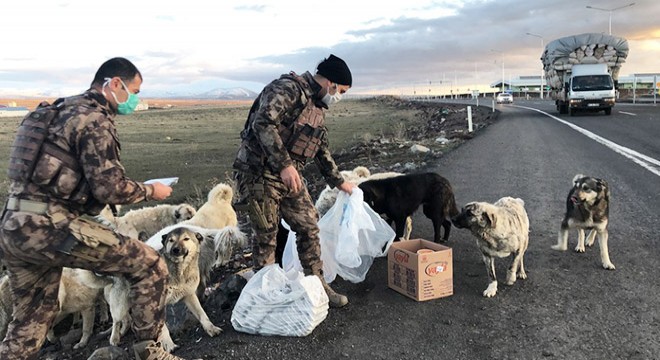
[496,93,513,104]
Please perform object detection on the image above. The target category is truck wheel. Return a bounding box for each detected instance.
[559,103,568,114]
[568,106,574,116]
[604,108,612,115]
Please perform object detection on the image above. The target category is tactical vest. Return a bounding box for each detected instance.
[277,73,327,160]
[7,98,98,211]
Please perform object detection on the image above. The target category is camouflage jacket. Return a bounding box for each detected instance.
[7,89,154,217]
[233,71,344,188]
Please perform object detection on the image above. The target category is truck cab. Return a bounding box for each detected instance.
[562,64,616,115]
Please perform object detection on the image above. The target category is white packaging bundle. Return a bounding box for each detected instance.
[231,265,329,337]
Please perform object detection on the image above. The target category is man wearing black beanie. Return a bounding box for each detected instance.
[233,54,353,307]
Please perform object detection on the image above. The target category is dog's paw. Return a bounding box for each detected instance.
[161,338,178,353]
[602,262,616,270]
[204,324,223,337]
[482,282,498,297]
[73,340,88,350]
[517,271,527,280]
[505,272,516,286]
[551,244,567,251]
[574,245,585,253]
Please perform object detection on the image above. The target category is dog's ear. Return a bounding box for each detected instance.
[572,174,584,186]
[161,234,169,246]
[480,208,497,228]
[195,232,204,242]
[138,231,148,242]
[595,178,610,198]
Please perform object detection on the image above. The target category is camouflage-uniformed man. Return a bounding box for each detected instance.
[0,58,183,360]
[233,54,354,307]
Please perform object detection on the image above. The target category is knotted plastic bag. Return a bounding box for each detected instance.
[282,187,395,283]
[231,264,329,337]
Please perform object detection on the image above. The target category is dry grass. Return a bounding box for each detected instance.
[0,98,424,208]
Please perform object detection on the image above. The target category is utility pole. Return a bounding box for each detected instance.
[491,49,504,92]
[586,3,635,35]
[526,32,545,99]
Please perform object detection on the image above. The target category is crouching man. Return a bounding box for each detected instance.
[0,57,182,360]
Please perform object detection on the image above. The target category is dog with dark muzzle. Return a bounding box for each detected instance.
[551,174,614,270]
[452,197,529,297]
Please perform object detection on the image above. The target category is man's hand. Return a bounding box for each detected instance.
[151,182,172,201]
[338,181,355,195]
[280,165,303,193]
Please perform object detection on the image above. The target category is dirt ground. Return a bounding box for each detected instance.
[35,97,499,360]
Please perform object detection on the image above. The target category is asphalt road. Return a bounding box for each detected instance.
[188,101,660,360]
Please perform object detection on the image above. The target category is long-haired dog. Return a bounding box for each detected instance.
[182,183,237,229]
[551,174,614,270]
[97,203,196,240]
[452,197,529,297]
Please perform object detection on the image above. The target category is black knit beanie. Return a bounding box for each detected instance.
[316,54,352,86]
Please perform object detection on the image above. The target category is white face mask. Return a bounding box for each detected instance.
[321,84,342,106]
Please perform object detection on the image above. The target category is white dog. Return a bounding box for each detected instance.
[0,268,109,349]
[182,183,237,229]
[97,203,196,240]
[452,197,530,297]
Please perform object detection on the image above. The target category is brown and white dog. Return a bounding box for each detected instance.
[452,197,529,297]
[551,174,614,270]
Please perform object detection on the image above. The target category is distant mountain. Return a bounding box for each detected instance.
[1,87,259,101]
[142,87,258,100]
[195,88,258,100]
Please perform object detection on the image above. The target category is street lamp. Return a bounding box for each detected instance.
[586,3,635,35]
[491,49,504,92]
[526,32,545,99]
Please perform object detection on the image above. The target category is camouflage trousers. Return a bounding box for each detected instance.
[235,171,323,274]
[0,210,168,360]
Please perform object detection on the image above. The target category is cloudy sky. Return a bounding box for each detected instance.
[1,0,658,98]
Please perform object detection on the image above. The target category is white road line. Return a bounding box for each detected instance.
[514,105,660,177]
[619,111,637,116]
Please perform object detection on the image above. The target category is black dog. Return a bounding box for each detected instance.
[358,172,459,243]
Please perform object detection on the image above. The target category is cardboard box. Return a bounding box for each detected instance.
[387,239,453,301]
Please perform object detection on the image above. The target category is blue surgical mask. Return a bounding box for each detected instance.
[103,77,140,115]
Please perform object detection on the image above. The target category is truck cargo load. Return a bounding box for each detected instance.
[541,33,629,115]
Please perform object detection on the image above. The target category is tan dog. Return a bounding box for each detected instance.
[98,203,196,240]
[96,226,243,352]
[157,227,222,351]
[452,197,530,297]
[0,268,108,349]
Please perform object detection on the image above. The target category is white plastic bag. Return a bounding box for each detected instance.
[282,188,395,283]
[231,264,328,337]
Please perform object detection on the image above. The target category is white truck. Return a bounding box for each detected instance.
[541,33,628,116]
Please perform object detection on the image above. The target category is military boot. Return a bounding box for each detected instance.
[133,340,185,360]
[305,268,348,308]
[320,277,349,308]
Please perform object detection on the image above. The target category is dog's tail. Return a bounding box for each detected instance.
[446,192,460,219]
[208,183,234,204]
[212,226,248,266]
[352,166,371,179]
